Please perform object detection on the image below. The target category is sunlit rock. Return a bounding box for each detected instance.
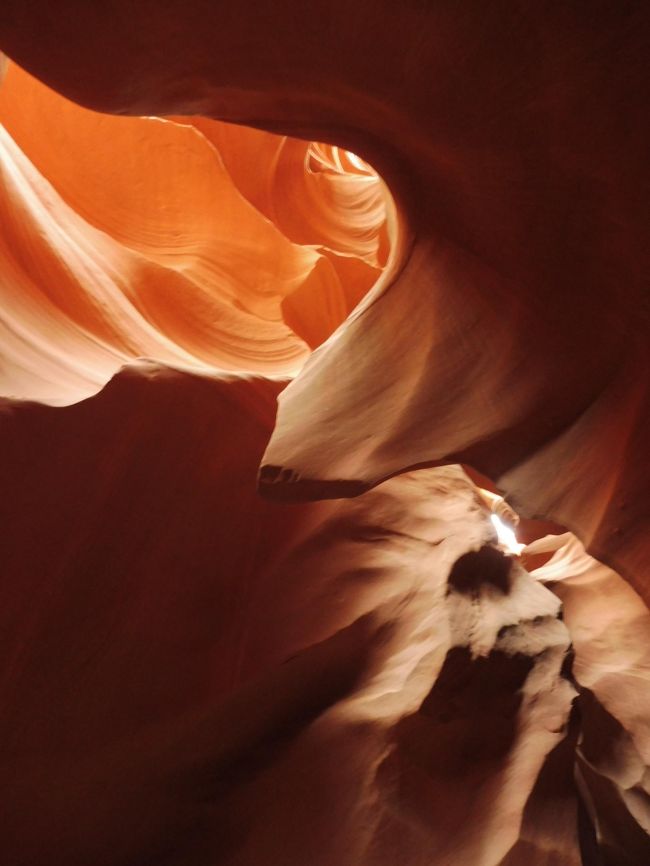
[0,3,648,863]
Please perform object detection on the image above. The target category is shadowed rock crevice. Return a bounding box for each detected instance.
[447,545,513,595]
[500,700,584,865]
[575,690,650,866]
[400,646,534,773]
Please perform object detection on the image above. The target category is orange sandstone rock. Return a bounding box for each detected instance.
[0,3,648,863]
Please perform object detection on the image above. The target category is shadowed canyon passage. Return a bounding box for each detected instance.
[1,3,649,865]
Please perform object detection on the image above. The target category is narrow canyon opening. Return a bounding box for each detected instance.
[0,59,397,405]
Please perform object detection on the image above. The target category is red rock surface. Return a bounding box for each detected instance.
[0,3,648,863]
[1,365,576,864]
[0,62,390,402]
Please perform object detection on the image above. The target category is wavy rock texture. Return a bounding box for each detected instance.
[2,4,646,583]
[1,363,646,864]
[530,534,650,865]
[0,3,649,864]
[2,364,576,865]
[0,62,389,402]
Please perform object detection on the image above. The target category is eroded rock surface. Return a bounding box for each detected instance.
[0,3,648,863]
[0,62,390,403]
[1,365,578,865]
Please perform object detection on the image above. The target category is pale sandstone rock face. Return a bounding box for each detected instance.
[0,3,648,864]
[0,63,390,403]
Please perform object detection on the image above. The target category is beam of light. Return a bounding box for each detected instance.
[490,513,525,556]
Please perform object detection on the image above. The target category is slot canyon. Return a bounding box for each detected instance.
[0,3,648,865]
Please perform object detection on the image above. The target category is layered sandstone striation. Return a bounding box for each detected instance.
[0,62,390,403]
[0,2,649,864]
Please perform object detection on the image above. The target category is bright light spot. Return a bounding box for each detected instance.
[346,150,368,171]
[490,514,525,556]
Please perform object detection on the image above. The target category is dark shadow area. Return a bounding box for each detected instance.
[395,645,533,780]
[577,690,650,866]
[447,545,512,595]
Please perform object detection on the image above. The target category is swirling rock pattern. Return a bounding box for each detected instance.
[1,366,576,865]
[1,2,649,864]
[0,62,389,402]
